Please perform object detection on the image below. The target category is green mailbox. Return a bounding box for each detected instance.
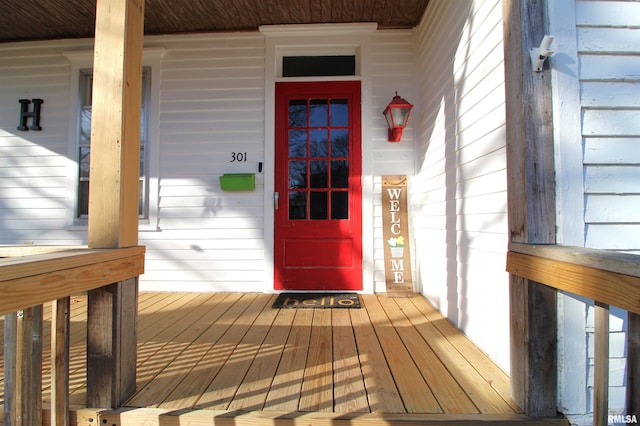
[219,173,256,191]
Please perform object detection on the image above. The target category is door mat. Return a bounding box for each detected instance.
[272,293,361,309]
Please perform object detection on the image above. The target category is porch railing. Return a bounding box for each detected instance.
[2,243,636,424]
[1,245,145,426]
[507,243,640,426]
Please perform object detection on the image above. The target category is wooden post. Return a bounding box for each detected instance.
[86,0,145,409]
[503,0,557,416]
[628,312,640,415]
[87,279,139,408]
[87,0,144,249]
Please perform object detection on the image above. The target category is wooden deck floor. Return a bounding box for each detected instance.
[1,292,569,425]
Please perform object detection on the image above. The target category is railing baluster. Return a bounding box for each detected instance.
[3,312,17,425]
[15,305,44,426]
[593,302,610,426]
[628,312,640,415]
[51,297,71,426]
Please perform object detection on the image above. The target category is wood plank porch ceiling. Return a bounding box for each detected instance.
[0,292,551,424]
[0,0,430,43]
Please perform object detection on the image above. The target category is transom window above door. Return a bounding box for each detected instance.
[282,55,356,77]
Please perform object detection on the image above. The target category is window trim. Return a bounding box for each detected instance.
[63,47,165,231]
[76,67,151,219]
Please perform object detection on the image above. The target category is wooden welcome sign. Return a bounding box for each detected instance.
[382,175,413,297]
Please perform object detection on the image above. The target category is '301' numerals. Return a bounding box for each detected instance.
[230,152,247,162]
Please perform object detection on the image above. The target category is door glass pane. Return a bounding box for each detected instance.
[289,192,307,219]
[310,160,328,188]
[289,130,307,157]
[289,161,307,189]
[284,93,353,224]
[331,192,349,219]
[330,129,349,158]
[330,99,349,126]
[310,129,328,157]
[289,100,307,127]
[331,160,349,188]
[309,99,328,126]
[310,192,328,219]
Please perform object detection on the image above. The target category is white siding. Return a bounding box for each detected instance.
[146,34,266,292]
[369,30,417,292]
[577,1,640,252]
[578,0,639,417]
[411,0,509,370]
[0,27,424,294]
[551,0,640,419]
[0,40,92,245]
[0,33,269,292]
[370,30,417,176]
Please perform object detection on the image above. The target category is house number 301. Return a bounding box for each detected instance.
[230,152,247,162]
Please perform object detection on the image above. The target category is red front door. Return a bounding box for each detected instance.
[274,81,362,291]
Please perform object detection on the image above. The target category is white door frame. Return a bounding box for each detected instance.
[260,23,377,293]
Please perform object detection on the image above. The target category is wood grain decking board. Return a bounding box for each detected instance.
[299,309,333,412]
[332,309,369,413]
[263,308,313,412]
[193,295,279,410]
[0,292,522,418]
[349,302,406,413]
[377,296,478,413]
[361,294,442,413]
[226,308,296,411]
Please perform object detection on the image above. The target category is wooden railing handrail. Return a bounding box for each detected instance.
[0,245,145,316]
[507,242,639,425]
[507,242,640,314]
[2,245,145,425]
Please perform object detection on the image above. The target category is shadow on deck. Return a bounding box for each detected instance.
[1,292,568,425]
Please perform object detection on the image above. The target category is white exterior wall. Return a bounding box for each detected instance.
[0,40,91,244]
[550,0,640,420]
[0,27,423,295]
[579,1,640,253]
[411,0,510,371]
[142,33,267,292]
[370,29,417,292]
[0,34,270,292]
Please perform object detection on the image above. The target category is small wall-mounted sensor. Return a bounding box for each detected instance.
[530,35,554,72]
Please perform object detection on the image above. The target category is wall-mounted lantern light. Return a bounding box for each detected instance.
[382,92,413,142]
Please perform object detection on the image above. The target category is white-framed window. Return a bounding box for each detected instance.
[64,47,164,230]
[77,68,150,219]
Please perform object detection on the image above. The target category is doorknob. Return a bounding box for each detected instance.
[274,192,279,210]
